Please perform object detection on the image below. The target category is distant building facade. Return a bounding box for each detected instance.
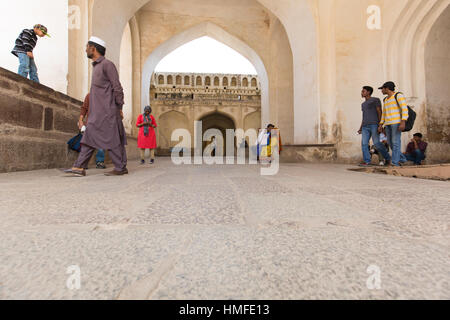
[150,72,261,154]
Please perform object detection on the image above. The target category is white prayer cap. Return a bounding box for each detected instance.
[89,36,106,48]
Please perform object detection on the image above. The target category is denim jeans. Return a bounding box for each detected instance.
[17,53,40,83]
[362,124,391,164]
[400,149,425,165]
[96,149,105,163]
[385,124,402,166]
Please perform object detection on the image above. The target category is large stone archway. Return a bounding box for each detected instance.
[424,3,450,162]
[141,22,270,128]
[383,0,450,126]
[385,0,450,98]
[384,0,450,161]
[90,0,319,145]
[134,0,293,144]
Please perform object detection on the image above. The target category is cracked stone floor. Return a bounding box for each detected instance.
[0,158,448,300]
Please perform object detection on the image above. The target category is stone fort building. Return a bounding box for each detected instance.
[1,0,449,171]
[150,72,261,154]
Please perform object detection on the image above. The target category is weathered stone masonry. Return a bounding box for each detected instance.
[150,72,262,155]
[0,67,139,173]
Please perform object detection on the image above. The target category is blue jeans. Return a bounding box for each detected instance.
[385,124,402,166]
[400,149,425,165]
[17,53,40,83]
[362,124,391,164]
[96,149,105,163]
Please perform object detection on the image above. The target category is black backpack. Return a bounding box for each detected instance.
[384,92,416,132]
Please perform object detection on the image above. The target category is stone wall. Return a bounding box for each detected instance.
[0,67,138,173]
[280,145,338,164]
[151,72,262,154]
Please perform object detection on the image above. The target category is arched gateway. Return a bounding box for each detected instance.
[89,0,314,146]
[150,72,261,155]
[62,0,450,163]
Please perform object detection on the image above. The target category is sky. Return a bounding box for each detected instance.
[0,0,68,92]
[155,36,257,75]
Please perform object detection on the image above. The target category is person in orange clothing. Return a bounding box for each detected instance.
[136,106,157,164]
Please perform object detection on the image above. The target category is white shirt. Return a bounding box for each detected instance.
[257,130,269,146]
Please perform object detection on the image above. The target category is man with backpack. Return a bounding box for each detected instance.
[378,81,409,167]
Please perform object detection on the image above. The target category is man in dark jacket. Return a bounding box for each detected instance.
[11,24,50,83]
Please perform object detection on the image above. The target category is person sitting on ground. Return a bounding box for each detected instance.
[78,93,107,169]
[11,24,50,83]
[400,133,428,165]
[370,131,390,166]
[136,106,157,164]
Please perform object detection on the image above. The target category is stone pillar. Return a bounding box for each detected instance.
[130,16,141,138]
[68,0,89,100]
[317,0,337,144]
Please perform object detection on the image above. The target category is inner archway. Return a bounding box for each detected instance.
[199,112,236,156]
[90,0,318,145]
[141,22,270,128]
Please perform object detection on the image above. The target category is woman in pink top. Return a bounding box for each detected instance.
[136,106,157,164]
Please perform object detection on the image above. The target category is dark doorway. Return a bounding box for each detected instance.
[199,113,236,156]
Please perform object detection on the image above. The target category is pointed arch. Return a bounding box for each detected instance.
[386,0,450,98]
[197,110,237,130]
[141,22,270,126]
[91,0,318,144]
[196,76,203,86]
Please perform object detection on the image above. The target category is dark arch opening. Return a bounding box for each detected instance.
[199,112,236,155]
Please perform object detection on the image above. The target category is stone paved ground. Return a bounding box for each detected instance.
[0,158,448,300]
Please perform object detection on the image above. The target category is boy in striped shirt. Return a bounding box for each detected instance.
[378,81,409,166]
[11,24,50,83]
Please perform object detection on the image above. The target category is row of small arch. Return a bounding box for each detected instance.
[156,74,258,88]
